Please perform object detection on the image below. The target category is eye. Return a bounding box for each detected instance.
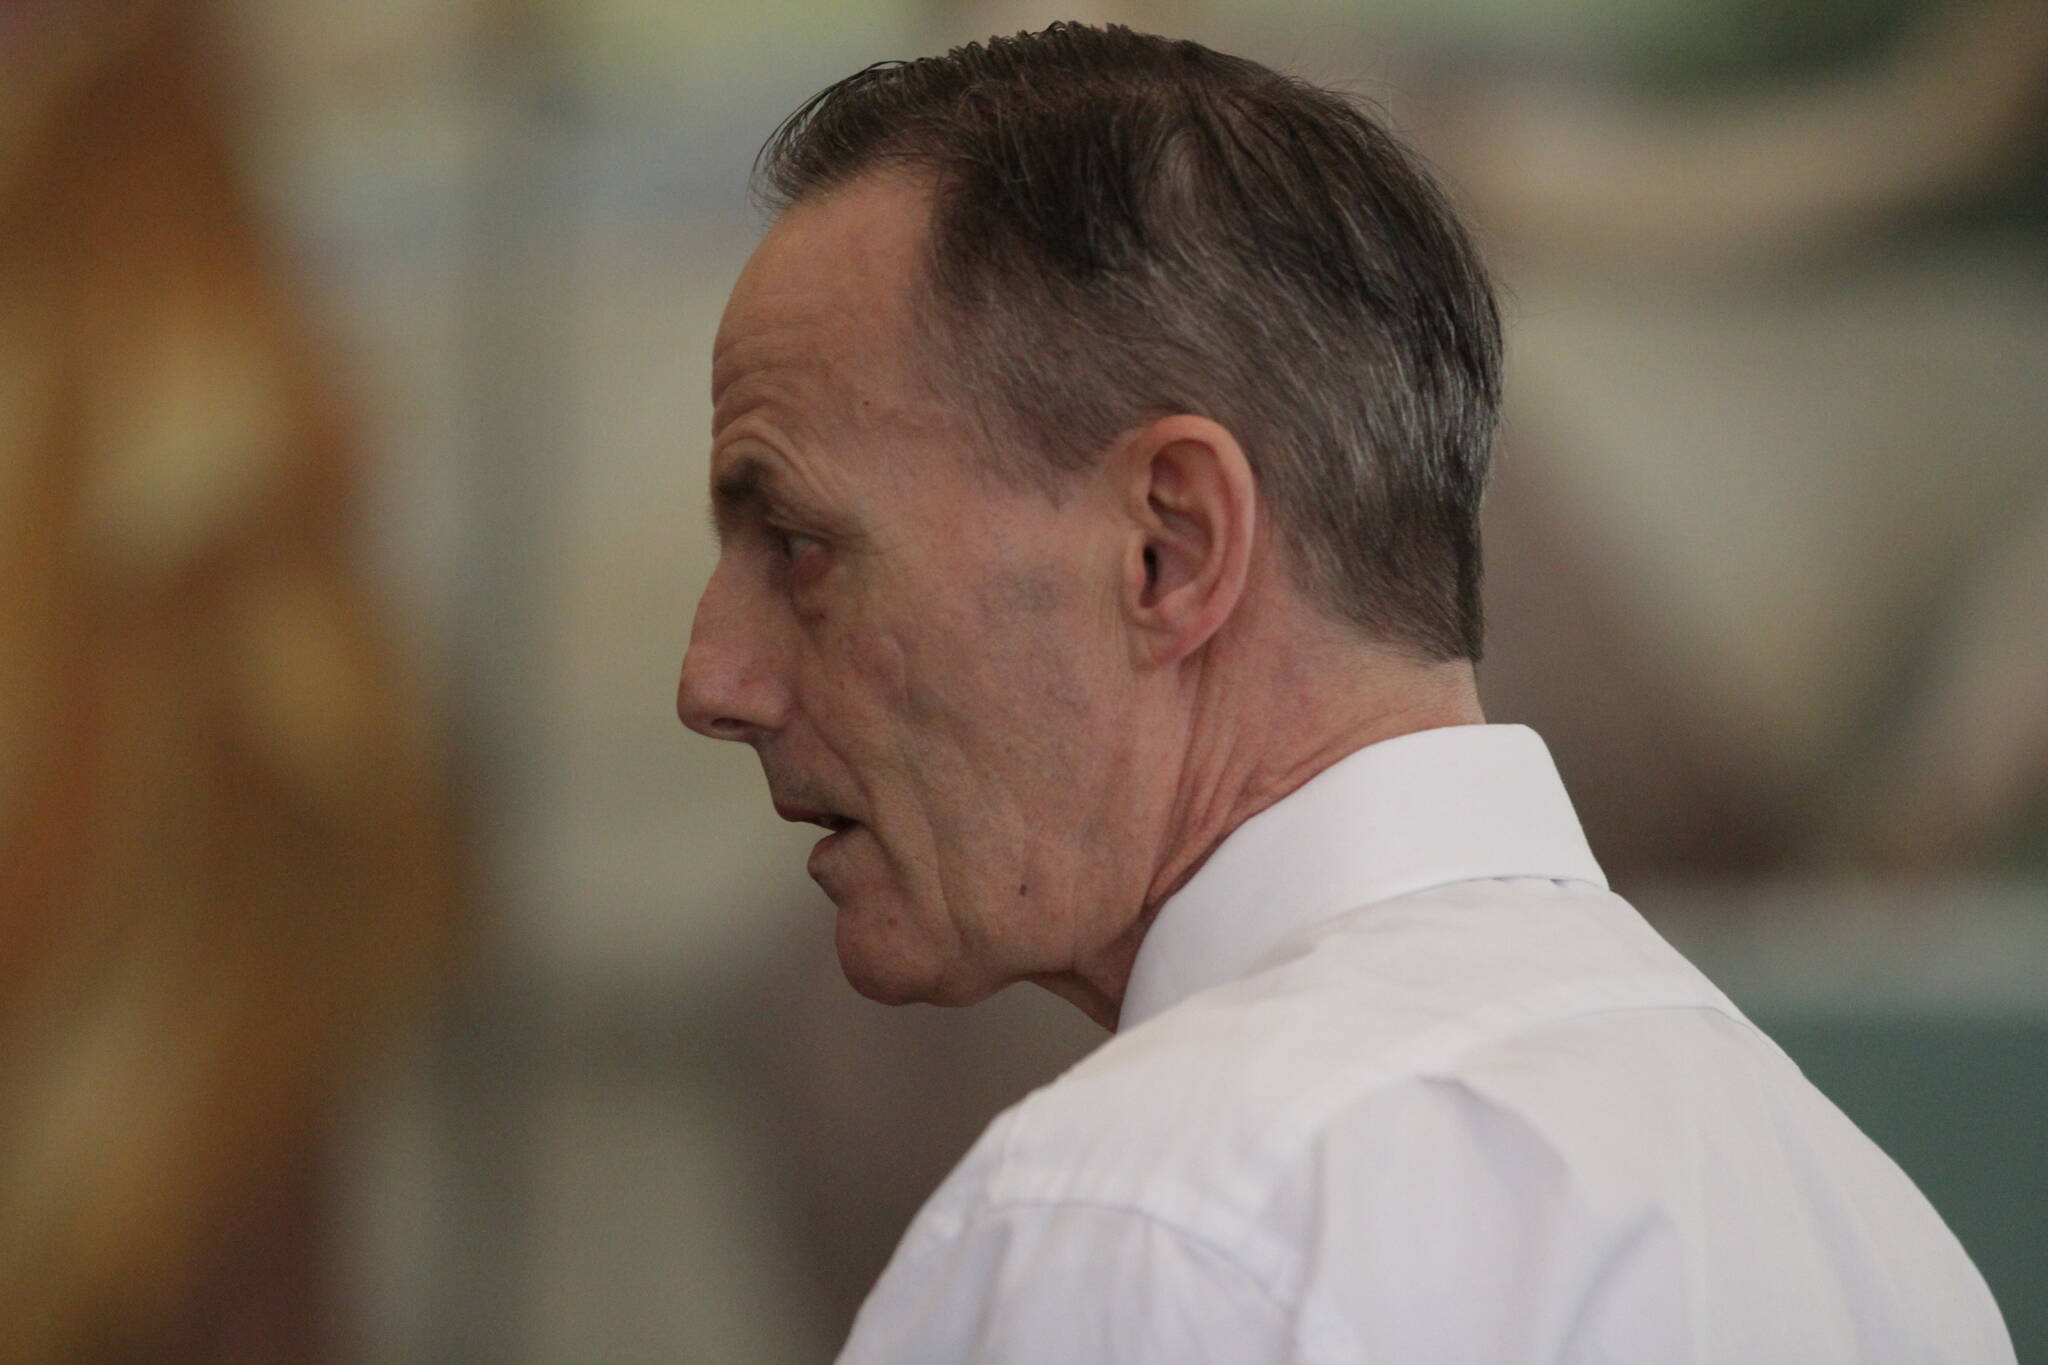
[773,528,822,566]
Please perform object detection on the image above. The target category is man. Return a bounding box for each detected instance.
[677,23,2013,1363]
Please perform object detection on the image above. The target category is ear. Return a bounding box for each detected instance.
[1116,415,1258,669]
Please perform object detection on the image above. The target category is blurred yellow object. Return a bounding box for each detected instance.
[0,3,467,1360]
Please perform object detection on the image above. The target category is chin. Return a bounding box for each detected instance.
[832,899,939,1005]
[836,947,952,1008]
[832,903,995,1009]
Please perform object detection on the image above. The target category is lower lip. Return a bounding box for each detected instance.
[807,823,861,874]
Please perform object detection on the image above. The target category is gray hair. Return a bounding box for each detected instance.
[755,22,1502,661]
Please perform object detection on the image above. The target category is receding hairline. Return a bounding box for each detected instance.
[754,166,1058,460]
[742,25,1501,660]
[713,167,953,421]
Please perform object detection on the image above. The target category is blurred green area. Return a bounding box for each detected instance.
[1762,1014,2048,1363]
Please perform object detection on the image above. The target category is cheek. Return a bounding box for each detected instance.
[802,606,916,743]
[787,599,940,833]
[796,565,1104,838]
[850,615,918,721]
[805,564,957,727]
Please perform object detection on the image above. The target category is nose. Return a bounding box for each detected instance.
[677,565,791,744]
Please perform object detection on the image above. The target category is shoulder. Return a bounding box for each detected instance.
[883,879,2013,1361]
[955,878,1744,1249]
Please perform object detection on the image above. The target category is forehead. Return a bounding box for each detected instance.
[711,174,933,424]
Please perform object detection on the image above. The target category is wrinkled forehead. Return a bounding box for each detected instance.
[711,174,937,421]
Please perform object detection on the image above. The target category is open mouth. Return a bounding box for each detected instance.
[775,801,860,835]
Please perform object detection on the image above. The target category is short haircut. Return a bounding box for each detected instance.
[755,22,1501,662]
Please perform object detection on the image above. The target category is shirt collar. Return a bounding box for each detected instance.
[1117,723,1606,1032]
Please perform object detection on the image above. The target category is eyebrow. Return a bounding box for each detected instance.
[708,454,779,542]
[709,453,857,550]
[708,458,765,523]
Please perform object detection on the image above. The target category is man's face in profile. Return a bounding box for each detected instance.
[679,175,1138,1008]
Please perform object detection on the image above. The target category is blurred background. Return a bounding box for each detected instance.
[1,0,2043,1360]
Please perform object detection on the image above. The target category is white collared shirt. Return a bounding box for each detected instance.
[836,725,2014,1364]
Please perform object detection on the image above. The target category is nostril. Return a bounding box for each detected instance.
[676,641,786,740]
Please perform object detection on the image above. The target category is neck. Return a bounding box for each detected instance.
[1150,668,1485,913]
[1043,635,1485,1031]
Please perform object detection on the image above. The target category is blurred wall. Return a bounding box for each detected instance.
[0,3,465,1360]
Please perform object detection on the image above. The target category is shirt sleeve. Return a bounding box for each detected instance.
[835,1200,1293,1365]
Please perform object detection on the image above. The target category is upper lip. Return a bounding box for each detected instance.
[773,802,857,832]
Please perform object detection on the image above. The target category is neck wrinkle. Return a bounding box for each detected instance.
[1145,674,1486,921]
[1060,648,1483,1029]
